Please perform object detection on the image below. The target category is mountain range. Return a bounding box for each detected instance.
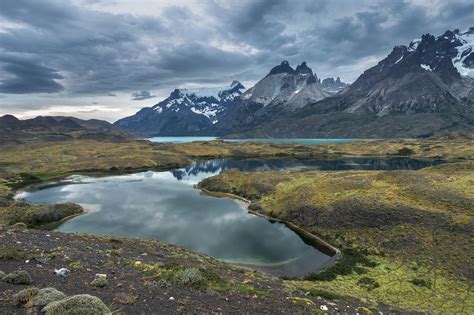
[0,115,130,145]
[116,27,474,138]
[115,81,245,136]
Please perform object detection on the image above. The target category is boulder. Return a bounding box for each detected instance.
[90,276,108,288]
[2,270,32,285]
[13,287,40,305]
[33,288,67,306]
[42,294,111,315]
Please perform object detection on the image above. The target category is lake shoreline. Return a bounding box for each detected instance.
[198,187,340,258]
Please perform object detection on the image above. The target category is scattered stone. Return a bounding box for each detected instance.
[0,271,5,279]
[42,294,111,315]
[169,296,175,301]
[32,257,49,264]
[113,292,138,305]
[2,270,32,285]
[14,287,66,307]
[54,268,70,277]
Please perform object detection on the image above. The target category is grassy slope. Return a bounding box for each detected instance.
[199,162,474,313]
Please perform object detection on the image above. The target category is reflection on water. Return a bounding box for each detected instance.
[17,157,444,277]
[171,157,445,183]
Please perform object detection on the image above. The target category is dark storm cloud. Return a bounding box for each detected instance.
[0,55,64,94]
[0,0,472,102]
[131,90,156,101]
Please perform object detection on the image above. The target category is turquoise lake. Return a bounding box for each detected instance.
[148,136,360,144]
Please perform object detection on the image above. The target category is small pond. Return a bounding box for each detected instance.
[16,157,445,277]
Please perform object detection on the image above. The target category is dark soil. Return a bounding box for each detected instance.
[0,227,381,314]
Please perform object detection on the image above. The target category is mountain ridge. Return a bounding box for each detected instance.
[0,115,131,145]
[220,27,474,138]
[114,26,474,138]
[115,82,246,136]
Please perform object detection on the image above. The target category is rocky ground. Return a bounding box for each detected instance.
[0,227,392,314]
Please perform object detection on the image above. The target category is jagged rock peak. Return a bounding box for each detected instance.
[230,80,245,90]
[321,76,348,93]
[169,88,186,99]
[295,61,312,74]
[267,60,295,77]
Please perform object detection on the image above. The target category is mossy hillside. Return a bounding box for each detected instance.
[4,136,469,230]
[1,134,473,179]
[288,255,473,313]
[0,202,83,228]
[324,132,474,160]
[199,162,474,313]
[0,177,83,228]
[0,140,191,176]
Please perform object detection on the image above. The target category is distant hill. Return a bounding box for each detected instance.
[0,115,132,145]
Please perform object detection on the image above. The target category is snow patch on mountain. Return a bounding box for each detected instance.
[452,27,474,77]
[408,39,421,52]
[420,64,433,71]
[239,61,330,109]
[148,81,245,124]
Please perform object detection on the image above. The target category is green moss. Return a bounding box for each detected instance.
[0,202,83,228]
[2,270,32,285]
[357,277,380,291]
[307,248,377,281]
[90,277,108,288]
[202,161,474,313]
[42,294,111,315]
[14,287,40,305]
[303,288,343,300]
[0,246,26,260]
[15,287,67,307]
[410,278,432,288]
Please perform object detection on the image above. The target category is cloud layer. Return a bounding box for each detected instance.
[0,0,472,120]
[131,90,156,101]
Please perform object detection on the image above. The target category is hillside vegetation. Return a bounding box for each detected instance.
[1,134,473,313]
[199,162,474,313]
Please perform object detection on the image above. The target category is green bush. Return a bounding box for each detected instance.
[174,267,203,287]
[397,147,415,156]
[411,278,432,288]
[307,248,377,281]
[306,288,342,300]
[357,277,380,290]
[42,294,111,315]
[2,270,32,285]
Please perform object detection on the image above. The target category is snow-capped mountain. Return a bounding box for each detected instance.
[221,27,474,138]
[213,61,331,134]
[240,61,330,110]
[114,81,245,136]
[408,27,473,78]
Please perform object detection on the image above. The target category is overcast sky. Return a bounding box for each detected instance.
[0,0,473,122]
